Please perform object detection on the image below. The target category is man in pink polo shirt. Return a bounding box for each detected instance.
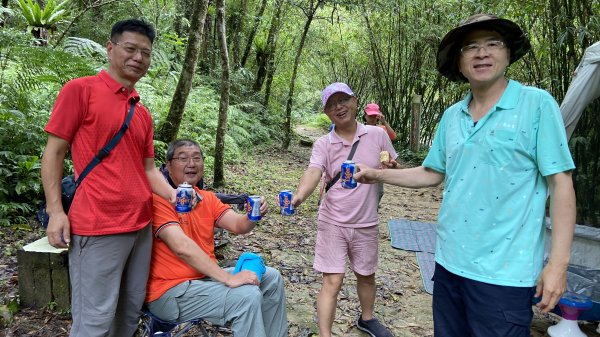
[292,82,398,337]
[41,19,176,337]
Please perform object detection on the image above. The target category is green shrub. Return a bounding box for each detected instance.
[0,29,96,225]
[306,112,331,131]
[396,147,429,167]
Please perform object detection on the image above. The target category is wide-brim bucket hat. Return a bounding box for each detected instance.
[437,14,531,82]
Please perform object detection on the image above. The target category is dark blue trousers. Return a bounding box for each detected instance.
[432,263,535,337]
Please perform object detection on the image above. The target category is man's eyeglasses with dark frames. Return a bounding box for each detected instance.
[325,96,354,111]
[460,40,506,57]
[112,41,152,59]
[171,156,203,165]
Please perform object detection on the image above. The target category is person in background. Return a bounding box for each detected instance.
[41,19,176,337]
[354,14,576,337]
[364,102,398,204]
[292,82,397,337]
[364,103,397,141]
[146,139,288,337]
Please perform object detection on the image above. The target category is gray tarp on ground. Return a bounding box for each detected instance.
[560,41,600,139]
[545,219,600,303]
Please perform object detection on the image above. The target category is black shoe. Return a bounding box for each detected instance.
[356,316,394,337]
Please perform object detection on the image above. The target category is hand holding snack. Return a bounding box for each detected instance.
[380,151,399,169]
[380,151,390,163]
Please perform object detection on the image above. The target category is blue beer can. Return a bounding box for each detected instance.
[340,160,357,189]
[279,190,294,216]
[246,195,262,222]
[175,182,193,213]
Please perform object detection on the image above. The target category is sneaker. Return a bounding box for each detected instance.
[356,316,394,337]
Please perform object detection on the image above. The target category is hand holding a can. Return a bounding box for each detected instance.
[290,194,303,208]
[246,195,268,222]
[258,196,268,216]
[353,163,383,184]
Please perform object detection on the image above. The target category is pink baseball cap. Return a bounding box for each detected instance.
[364,103,382,116]
[322,82,354,107]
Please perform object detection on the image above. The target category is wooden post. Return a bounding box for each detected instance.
[17,237,70,310]
[410,94,422,152]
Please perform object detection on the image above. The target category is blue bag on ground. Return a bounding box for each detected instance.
[232,252,266,282]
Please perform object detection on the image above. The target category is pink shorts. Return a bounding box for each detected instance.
[313,221,379,276]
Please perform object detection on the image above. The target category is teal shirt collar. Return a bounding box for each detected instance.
[459,80,523,116]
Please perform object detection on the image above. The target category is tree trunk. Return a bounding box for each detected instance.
[240,0,268,68]
[155,0,210,143]
[228,0,247,68]
[199,1,214,74]
[213,0,230,188]
[257,0,284,96]
[282,0,323,149]
[253,50,269,92]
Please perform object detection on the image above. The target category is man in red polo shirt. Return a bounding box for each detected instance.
[41,19,176,337]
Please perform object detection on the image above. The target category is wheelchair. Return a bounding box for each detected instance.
[139,306,232,337]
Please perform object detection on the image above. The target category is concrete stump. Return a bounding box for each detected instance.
[17,237,70,311]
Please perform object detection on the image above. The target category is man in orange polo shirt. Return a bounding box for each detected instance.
[146,139,288,337]
[41,19,176,337]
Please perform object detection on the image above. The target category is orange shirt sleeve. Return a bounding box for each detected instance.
[379,124,397,141]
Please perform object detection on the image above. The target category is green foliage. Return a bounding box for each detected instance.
[0,0,598,227]
[153,140,169,166]
[63,37,106,64]
[396,147,428,167]
[0,29,96,226]
[306,112,331,131]
[0,5,14,26]
[7,298,19,315]
[0,110,45,225]
[17,0,69,31]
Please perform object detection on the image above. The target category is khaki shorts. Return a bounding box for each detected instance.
[313,221,379,276]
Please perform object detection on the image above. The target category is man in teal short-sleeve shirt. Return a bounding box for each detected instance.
[354,14,576,337]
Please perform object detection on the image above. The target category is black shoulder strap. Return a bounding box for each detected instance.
[325,139,360,193]
[74,100,137,188]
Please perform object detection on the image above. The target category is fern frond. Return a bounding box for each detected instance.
[63,37,106,62]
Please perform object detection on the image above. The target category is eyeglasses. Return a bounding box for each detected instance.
[325,96,354,111]
[170,156,203,165]
[460,40,506,57]
[112,41,152,59]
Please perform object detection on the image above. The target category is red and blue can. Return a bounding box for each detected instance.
[175,182,193,213]
[279,190,294,216]
[246,195,262,222]
[340,160,357,189]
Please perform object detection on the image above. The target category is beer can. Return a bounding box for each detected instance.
[175,182,193,213]
[340,160,357,189]
[279,190,294,216]
[246,195,262,222]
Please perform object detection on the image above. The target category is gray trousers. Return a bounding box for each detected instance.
[68,224,152,337]
[147,267,288,337]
